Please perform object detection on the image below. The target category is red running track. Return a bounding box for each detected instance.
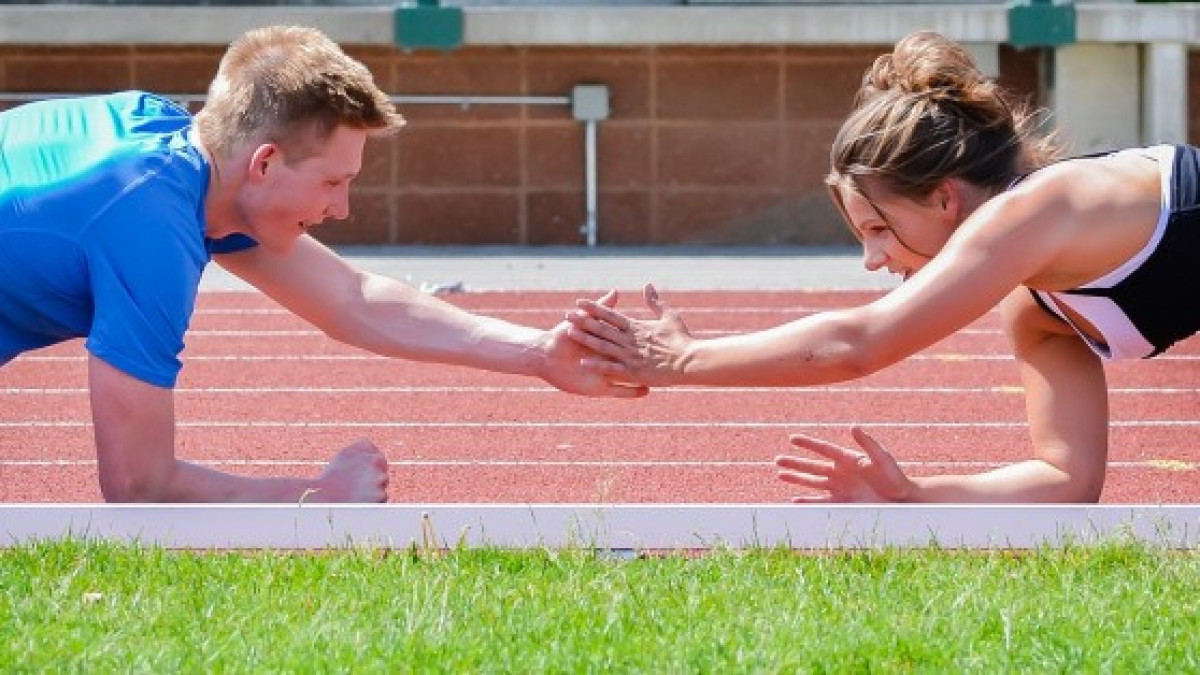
[1,290,1197,503]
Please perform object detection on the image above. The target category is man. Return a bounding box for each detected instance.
[0,25,644,503]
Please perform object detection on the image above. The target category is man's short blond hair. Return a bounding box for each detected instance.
[194,25,405,159]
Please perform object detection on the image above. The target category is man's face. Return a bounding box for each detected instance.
[237,124,366,253]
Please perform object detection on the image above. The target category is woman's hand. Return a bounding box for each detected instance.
[565,284,695,387]
[776,427,916,503]
[538,290,650,398]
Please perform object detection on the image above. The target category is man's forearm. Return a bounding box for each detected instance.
[336,273,549,376]
[141,459,322,503]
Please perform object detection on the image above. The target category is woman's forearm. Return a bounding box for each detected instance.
[907,460,1103,503]
[675,311,874,386]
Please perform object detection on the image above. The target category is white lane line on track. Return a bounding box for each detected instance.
[19,353,1200,361]
[8,353,1179,363]
[193,306,895,316]
[1,386,1195,395]
[698,329,1009,337]
[182,328,1008,337]
[0,420,1194,428]
[189,330,318,336]
[1,458,1192,470]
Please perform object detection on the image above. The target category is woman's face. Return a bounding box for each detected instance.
[831,179,961,282]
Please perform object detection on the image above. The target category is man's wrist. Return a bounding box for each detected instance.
[523,328,555,381]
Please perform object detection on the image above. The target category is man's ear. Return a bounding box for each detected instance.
[246,143,279,182]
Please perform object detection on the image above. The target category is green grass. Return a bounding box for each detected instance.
[2,541,1198,672]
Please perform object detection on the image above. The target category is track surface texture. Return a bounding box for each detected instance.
[1,290,1196,503]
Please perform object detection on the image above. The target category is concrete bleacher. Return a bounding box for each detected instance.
[1,1,1196,246]
[1,1,1188,152]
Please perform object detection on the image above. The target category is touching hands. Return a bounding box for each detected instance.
[776,427,916,503]
[539,290,650,398]
[564,284,694,387]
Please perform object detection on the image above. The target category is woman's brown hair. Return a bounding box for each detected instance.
[827,31,1060,222]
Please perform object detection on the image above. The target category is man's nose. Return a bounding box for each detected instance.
[326,189,350,221]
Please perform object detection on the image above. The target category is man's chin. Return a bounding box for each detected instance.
[262,235,302,255]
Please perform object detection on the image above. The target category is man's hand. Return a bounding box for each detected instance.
[310,439,390,503]
[775,427,916,503]
[538,290,649,398]
[565,284,694,387]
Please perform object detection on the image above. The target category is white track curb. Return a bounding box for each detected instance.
[3,504,1198,551]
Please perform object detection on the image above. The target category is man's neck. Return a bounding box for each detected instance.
[192,130,244,240]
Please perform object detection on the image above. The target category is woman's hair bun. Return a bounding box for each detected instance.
[860,31,985,103]
[832,30,1060,196]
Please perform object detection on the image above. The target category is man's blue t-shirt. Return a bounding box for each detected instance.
[0,91,256,387]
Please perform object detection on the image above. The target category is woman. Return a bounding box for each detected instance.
[566,31,1200,503]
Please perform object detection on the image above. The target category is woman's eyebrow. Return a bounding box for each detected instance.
[858,193,894,228]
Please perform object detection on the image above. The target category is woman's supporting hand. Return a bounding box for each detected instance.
[776,427,917,503]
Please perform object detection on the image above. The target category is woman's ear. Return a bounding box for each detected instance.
[933,179,962,218]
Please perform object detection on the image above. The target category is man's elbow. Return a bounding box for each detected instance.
[99,466,174,503]
[321,272,392,348]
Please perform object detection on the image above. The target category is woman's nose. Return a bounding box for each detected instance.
[862,243,887,272]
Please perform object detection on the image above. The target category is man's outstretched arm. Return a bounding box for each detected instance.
[88,355,388,503]
[215,235,646,398]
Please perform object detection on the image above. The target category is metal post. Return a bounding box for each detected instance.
[571,85,610,248]
[584,119,598,248]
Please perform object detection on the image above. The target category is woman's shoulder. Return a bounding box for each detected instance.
[1007,149,1160,212]
[991,147,1165,289]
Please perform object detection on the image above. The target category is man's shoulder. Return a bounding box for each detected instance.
[2,90,188,124]
[0,91,195,169]
[109,90,193,133]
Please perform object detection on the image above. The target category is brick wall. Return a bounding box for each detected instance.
[0,43,1041,246]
